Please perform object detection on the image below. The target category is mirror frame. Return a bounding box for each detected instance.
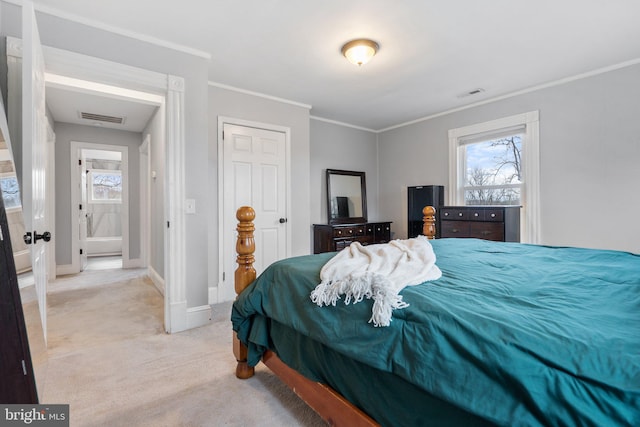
[326,169,367,224]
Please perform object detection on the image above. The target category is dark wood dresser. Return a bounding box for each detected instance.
[439,206,521,242]
[313,222,392,254]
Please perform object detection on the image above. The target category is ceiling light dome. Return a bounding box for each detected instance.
[341,39,379,66]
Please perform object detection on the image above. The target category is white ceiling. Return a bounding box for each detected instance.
[35,0,640,131]
[46,85,158,132]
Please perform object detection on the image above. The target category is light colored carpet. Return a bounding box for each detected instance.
[21,268,327,426]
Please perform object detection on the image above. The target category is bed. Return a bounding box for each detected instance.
[231,206,640,426]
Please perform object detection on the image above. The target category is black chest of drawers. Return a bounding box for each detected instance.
[313,222,392,254]
[439,206,521,242]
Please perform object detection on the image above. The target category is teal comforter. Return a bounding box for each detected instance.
[231,239,640,426]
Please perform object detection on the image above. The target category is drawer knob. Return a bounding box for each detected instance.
[349,230,353,234]
[444,212,449,216]
[490,213,496,218]
[458,213,463,217]
[474,213,479,217]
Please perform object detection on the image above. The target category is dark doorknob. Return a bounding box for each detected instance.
[23,232,32,245]
[33,231,52,243]
[279,218,287,224]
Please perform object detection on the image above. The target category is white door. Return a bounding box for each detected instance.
[22,1,51,344]
[222,123,288,301]
[79,155,88,271]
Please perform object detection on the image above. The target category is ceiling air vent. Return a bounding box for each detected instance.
[78,112,126,125]
[457,88,485,99]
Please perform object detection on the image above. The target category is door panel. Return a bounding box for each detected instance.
[222,124,287,302]
[79,158,88,271]
[22,1,50,344]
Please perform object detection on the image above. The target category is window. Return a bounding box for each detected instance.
[449,111,540,243]
[463,134,522,206]
[0,175,22,209]
[88,169,122,203]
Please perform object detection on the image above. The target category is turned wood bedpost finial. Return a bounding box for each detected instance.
[422,206,436,240]
[234,206,256,379]
[235,206,256,295]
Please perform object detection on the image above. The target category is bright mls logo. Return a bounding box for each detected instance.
[1,405,69,426]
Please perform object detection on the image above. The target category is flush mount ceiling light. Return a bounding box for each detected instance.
[341,39,379,66]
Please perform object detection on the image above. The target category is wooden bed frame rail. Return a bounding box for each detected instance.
[233,205,437,426]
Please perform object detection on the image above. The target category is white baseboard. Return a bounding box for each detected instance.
[56,263,78,276]
[87,237,122,256]
[187,305,212,329]
[123,257,143,269]
[208,285,218,305]
[14,250,31,274]
[169,301,187,333]
[147,265,165,296]
[167,302,211,333]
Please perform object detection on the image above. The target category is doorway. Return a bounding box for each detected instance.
[73,145,128,272]
[7,34,190,334]
[218,118,292,303]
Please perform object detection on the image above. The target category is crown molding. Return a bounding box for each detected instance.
[4,0,211,60]
[208,81,311,110]
[309,116,376,133]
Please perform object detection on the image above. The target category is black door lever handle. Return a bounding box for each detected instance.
[33,231,52,243]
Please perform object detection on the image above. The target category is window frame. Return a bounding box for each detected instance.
[448,111,540,243]
[87,168,123,204]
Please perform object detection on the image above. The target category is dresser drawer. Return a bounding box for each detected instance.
[469,222,504,241]
[373,223,391,242]
[483,209,504,222]
[440,208,468,221]
[356,236,374,246]
[333,226,363,238]
[440,220,471,237]
[335,239,352,251]
[441,208,493,221]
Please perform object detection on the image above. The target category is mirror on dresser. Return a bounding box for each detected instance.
[326,169,367,224]
[314,169,391,253]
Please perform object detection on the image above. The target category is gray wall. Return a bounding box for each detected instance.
[142,106,165,279]
[378,64,640,254]
[54,122,142,265]
[309,119,379,225]
[207,85,311,291]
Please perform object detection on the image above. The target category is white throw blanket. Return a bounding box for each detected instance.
[310,235,442,327]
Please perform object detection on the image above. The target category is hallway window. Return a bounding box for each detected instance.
[89,170,122,203]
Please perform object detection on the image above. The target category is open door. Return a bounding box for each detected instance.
[79,153,88,271]
[22,1,51,344]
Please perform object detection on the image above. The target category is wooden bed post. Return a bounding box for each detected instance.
[422,206,436,239]
[231,205,380,426]
[233,206,256,379]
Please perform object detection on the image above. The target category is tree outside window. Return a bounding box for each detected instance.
[0,176,22,209]
[89,170,122,203]
[464,135,522,205]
